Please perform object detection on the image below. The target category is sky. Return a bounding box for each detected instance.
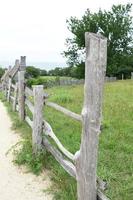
[0,0,132,69]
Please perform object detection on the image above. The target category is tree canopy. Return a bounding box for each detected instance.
[63,3,133,78]
[25,66,41,78]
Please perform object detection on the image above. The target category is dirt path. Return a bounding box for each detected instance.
[0,101,52,200]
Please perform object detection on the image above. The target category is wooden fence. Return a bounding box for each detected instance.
[58,77,116,87]
[1,33,109,200]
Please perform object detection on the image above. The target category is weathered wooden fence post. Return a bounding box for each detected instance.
[3,66,11,99]
[1,69,7,91]
[4,83,7,98]
[18,56,26,120]
[75,33,107,200]
[18,71,25,120]
[13,83,18,111]
[20,56,26,71]
[7,77,12,102]
[32,85,44,154]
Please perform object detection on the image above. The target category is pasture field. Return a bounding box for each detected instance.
[44,80,133,200]
[0,80,133,200]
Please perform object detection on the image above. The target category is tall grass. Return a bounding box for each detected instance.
[44,80,133,200]
[0,80,133,200]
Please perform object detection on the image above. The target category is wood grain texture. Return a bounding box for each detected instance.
[7,78,12,102]
[13,83,18,111]
[75,33,107,200]
[97,190,109,200]
[18,71,25,120]
[32,85,44,153]
[20,56,26,71]
[9,60,20,78]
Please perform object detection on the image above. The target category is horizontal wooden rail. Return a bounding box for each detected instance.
[97,177,107,191]
[25,116,33,128]
[46,102,82,122]
[97,190,109,200]
[25,87,33,97]
[10,95,15,102]
[25,98,34,114]
[42,137,108,199]
[43,121,107,192]
[43,120,74,160]
[9,64,20,78]
[11,83,16,89]
[42,137,76,178]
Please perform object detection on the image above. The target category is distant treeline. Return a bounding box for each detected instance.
[1,61,133,82]
[26,64,133,80]
[25,66,82,87]
[25,65,83,79]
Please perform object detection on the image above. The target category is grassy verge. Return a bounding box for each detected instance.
[0,80,133,200]
[0,93,46,175]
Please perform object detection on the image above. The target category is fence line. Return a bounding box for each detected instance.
[1,33,109,200]
[44,76,116,88]
[59,77,116,86]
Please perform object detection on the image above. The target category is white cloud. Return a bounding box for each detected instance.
[0,0,132,68]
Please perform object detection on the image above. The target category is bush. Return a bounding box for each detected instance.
[26,76,60,88]
[25,66,40,78]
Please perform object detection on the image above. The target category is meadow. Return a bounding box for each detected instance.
[0,80,133,200]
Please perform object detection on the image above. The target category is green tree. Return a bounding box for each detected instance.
[26,66,40,78]
[40,69,47,76]
[63,3,133,77]
[48,67,64,76]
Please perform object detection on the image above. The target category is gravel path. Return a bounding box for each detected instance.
[0,101,52,200]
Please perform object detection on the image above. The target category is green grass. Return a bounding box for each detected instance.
[44,80,133,200]
[0,80,133,200]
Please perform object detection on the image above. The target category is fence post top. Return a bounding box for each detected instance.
[20,56,26,60]
[20,56,26,71]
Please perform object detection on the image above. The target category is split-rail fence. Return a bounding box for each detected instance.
[1,33,109,200]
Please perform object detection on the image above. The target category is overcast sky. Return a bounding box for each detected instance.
[0,0,132,68]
